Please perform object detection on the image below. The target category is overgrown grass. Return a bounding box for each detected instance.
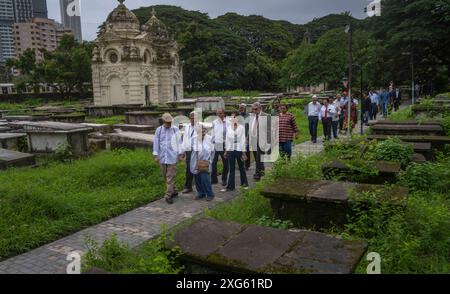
[87,115,125,125]
[388,106,414,121]
[0,149,184,260]
[83,227,183,274]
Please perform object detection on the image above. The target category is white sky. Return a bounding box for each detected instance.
[46,0,369,41]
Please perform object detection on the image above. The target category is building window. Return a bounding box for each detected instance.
[109,52,118,63]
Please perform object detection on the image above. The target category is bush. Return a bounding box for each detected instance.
[398,158,450,194]
[54,140,73,162]
[368,137,414,168]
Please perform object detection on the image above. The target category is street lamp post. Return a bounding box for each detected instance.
[402,51,415,104]
[352,64,363,135]
[346,23,353,137]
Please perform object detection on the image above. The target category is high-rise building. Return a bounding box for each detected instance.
[32,0,48,19]
[59,0,82,42]
[13,0,33,22]
[0,0,16,63]
[13,18,74,60]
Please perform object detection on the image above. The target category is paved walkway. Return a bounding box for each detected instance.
[0,166,260,274]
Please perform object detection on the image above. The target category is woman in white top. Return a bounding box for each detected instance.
[223,114,248,192]
[190,125,215,201]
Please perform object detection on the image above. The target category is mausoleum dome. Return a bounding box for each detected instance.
[105,0,140,35]
[143,8,169,39]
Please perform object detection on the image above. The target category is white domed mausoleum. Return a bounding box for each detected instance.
[91,0,183,106]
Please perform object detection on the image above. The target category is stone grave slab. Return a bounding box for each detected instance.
[412,105,450,116]
[322,160,401,184]
[125,111,164,126]
[170,218,368,274]
[49,114,86,123]
[112,104,156,115]
[369,120,443,126]
[12,121,93,155]
[0,148,36,170]
[261,179,408,229]
[85,106,115,117]
[367,134,450,151]
[108,131,154,150]
[0,110,9,118]
[371,124,444,136]
[113,124,155,133]
[80,123,113,134]
[412,153,427,164]
[4,115,49,122]
[0,126,11,133]
[34,106,77,114]
[0,133,27,150]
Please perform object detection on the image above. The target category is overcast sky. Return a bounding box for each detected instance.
[47,0,369,41]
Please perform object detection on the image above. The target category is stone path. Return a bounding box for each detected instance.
[0,165,259,274]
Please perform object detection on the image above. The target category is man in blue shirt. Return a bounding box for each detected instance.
[153,113,184,204]
[380,88,390,118]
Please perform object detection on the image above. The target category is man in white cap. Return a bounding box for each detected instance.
[153,113,184,204]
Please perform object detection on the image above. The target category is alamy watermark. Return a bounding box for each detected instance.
[66,0,81,17]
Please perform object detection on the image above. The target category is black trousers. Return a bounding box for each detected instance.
[322,117,332,140]
[211,150,229,184]
[252,149,265,179]
[184,151,193,189]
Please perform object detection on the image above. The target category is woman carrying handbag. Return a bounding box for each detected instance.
[190,124,215,201]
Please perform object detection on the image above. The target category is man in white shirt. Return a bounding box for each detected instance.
[211,108,229,186]
[181,111,198,194]
[332,96,341,139]
[153,113,185,204]
[319,98,336,141]
[369,90,379,120]
[307,95,321,143]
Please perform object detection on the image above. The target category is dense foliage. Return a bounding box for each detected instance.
[6,35,93,98]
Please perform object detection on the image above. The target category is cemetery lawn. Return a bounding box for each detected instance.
[0,149,184,260]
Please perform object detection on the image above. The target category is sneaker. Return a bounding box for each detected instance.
[165,197,174,204]
[206,197,214,202]
[221,181,227,187]
[172,192,179,198]
[194,195,205,200]
[181,188,193,194]
[220,188,234,192]
[241,185,249,190]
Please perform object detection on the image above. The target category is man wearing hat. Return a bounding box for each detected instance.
[153,113,184,204]
[307,95,321,143]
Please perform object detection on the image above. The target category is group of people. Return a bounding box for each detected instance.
[307,87,403,142]
[307,92,359,142]
[367,87,402,121]
[153,102,279,205]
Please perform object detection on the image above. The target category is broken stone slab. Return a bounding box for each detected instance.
[0,148,36,170]
[169,218,368,274]
[0,110,9,118]
[108,131,154,151]
[49,114,86,123]
[412,153,427,164]
[404,142,433,160]
[322,160,401,184]
[367,134,450,151]
[370,124,445,136]
[0,126,11,133]
[125,111,164,126]
[261,179,408,230]
[0,133,27,150]
[112,124,155,133]
[89,138,107,151]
